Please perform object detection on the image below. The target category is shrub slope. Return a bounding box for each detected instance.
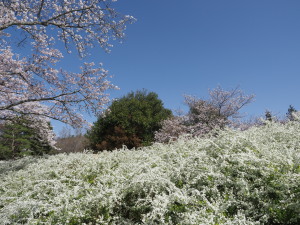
[1,122,300,224]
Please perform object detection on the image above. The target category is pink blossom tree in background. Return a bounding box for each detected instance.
[0,0,134,147]
[155,86,255,143]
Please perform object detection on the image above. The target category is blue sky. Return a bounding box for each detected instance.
[53,0,300,134]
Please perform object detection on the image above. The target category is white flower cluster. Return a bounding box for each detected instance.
[1,122,300,224]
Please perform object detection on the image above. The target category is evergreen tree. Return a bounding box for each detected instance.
[265,110,273,122]
[87,90,172,151]
[0,117,53,160]
[286,105,297,121]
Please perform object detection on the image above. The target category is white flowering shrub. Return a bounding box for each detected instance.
[1,121,300,224]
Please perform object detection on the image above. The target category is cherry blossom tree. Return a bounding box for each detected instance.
[0,0,134,147]
[208,86,254,119]
[153,115,189,143]
[155,86,255,143]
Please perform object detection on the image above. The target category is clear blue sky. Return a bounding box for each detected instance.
[53,0,300,135]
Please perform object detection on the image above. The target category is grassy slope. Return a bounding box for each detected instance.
[1,122,300,225]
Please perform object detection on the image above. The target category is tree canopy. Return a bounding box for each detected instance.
[0,0,134,147]
[155,86,254,143]
[87,90,172,151]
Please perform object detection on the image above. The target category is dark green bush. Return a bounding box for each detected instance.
[87,90,172,151]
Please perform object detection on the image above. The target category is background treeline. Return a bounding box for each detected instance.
[55,127,88,153]
[0,87,298,159]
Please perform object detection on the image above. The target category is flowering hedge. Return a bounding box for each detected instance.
[1,122,300,224]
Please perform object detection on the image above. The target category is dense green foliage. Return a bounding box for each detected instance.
[0,117,53,160]
[87,90,172,151]
[1,121,300,224]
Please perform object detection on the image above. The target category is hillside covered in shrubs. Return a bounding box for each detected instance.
[1,121,300,224]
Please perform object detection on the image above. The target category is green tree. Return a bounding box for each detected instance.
[0,117,54,160]
[87,90,172,151]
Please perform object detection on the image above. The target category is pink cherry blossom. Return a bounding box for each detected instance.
[0,0,134,147]
[155,87,254,143]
